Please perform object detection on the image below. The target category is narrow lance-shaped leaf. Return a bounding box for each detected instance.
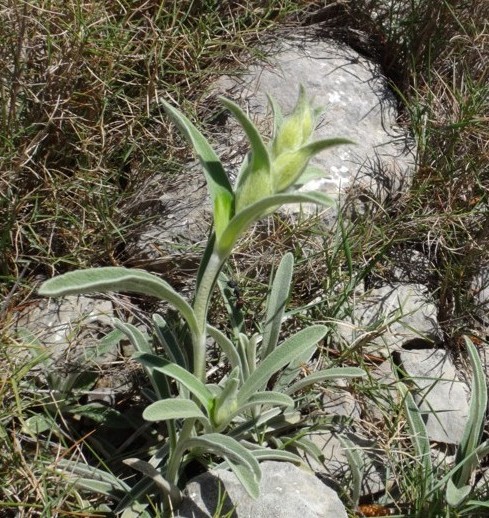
[262,252,293,359]
[38,267,199,338]
[448,336,488,501]
[143,399,208,424]
[238,325,328,404]
[217,191,335,255]
[123,458,182,508]
[134,352,213,410]
[184,434,261,499]
[211,367,240,429]
[207,324,242,372]
[398,382,434,492]
[285,367,366,395]
[272,138,353,192]
[160,99,234,239]
[152,313,188,369]
[233,392,294,416]
[220,97,272,213]
[266,94,284,139]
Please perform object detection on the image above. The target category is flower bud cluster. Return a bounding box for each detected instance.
[270,85,317,192]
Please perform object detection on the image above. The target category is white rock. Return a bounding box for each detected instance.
[397,349,469,444]
[336,283,442,356]
[175,461,347,518]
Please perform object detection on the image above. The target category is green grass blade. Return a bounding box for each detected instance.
[238,325,328,405]
[285,367,366,395]
[262,253,293,359]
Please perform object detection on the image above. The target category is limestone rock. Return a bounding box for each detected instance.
[336,283,442,357]
[208,36,415,211]
[15,295,115,365]
[175,460,347,518]
[302,432,386,499]
[396,349,470,444]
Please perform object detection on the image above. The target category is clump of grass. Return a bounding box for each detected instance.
[0,0,310,307]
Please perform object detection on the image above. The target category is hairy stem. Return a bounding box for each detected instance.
[192,249,226,381]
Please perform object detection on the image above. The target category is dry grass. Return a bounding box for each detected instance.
[1,0,488,515]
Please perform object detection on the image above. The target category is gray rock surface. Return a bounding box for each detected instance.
[15,295,115,364]
[397,349,470,444]
[336,283,442,357]
[175,460,347,518]
[302,432,386,498]
[209,36,415,208]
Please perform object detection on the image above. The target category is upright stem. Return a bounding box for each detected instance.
[192,249,226,382]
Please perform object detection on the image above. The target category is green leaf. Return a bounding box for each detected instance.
[184,433,261,499]
[266,94,284,139]
[160,99,234,239]
[152,313,188,369]
[216,272,244,337]
[398,382,434,491]
[135,353,213,409]
[249,449,303,464]
[451,336,488,489]
[262,253,293,359]
[283,435,324,463]
[114,320,152,354]
[38,267,199,338]
[22,414,54,435]
[218,191,335,255]
[272,343,316,392]
[68,403,133,429]
[235,391,294,415]
[207,324,241,372]
[238,325,328,405]
[82,328,125,363]
[272,138,353,192]
[53,458,131,494]
[294,165,327,186]
[446,478,472,508]
[212,367,240,429]
[123,458,182,507]
[220,97,272,213]
[338,434,364,508]
[143,399,208,423]
[285,367,366,395]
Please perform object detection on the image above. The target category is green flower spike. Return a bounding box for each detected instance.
[272,85,314,158]
[270,86,352,193]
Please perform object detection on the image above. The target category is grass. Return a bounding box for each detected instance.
[1,0,488,516]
